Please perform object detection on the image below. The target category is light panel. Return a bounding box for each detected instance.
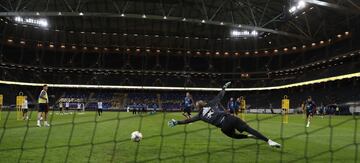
[289,0,307,14]
[231,30,258,37]
[14,16,48,27]
[0,72,359,91]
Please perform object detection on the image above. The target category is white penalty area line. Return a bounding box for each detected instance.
[0,72,359,91]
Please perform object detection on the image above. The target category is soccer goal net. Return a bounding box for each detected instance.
[0,78,359,163]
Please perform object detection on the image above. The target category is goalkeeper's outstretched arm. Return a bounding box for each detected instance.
[168,114,200,127]
[208,82,231,106]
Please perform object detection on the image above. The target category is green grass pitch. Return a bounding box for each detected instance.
[0,111,358,163]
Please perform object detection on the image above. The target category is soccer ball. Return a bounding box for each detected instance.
[130,131,143,142]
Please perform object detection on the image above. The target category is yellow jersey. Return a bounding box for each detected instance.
[38,90,48,104]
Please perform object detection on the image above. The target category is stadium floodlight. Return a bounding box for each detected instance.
[289,0,307,14]
[251,30,258,36]
[14,16,48,27]
[297,0,306,8]
[289,6,297,13]
[231,30,258,37]
[14,16,21,22]
[232,30,243,36]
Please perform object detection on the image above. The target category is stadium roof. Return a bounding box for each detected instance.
[0,0,359,53]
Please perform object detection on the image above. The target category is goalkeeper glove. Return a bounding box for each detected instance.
[168,119,178,128]
[223,82,231,89]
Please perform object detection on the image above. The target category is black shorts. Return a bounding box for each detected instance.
[221,115,248,133]
[65,107,69,110]
[235,109,239,114]
[229,109,235,114]
[22,109,28,113]
[38,103,49,113]
[183,107,191,115]
[306,110,313,117]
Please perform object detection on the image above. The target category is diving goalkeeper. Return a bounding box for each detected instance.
[168,82,281,148]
